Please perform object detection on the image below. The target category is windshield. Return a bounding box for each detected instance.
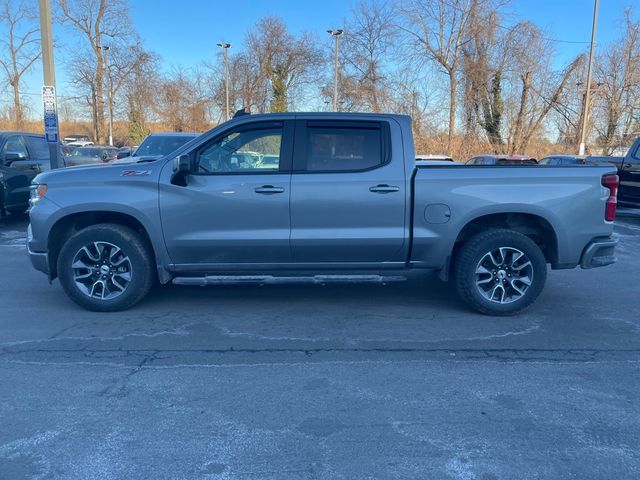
[72,147,109,157]
[133,135,194,157]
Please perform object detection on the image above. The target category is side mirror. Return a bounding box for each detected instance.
[171,154,192,186]
[4,152,25,166]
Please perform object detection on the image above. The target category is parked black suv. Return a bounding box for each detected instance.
[0,132,57,216]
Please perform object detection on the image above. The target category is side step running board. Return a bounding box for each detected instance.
[172,274,407,286]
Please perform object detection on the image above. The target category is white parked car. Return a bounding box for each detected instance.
[416,154,454,162]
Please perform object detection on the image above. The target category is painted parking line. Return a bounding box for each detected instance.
[0,230,27,248]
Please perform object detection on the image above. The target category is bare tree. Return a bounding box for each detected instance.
[57,0,134,142]
[398,0,489,154]
[340,0,396,112]
[246,17,323,112]
[118,49,159,143]
[0,0,40,130]
[593,8,640,154]
[461,11,529,150]
[155,68,212,133]
[207,50,268,120]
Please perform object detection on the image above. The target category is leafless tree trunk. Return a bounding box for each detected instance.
[0,0,40,130]
[593,8,640,154]
[246,17,323,113]
[340,0,395,112]
[58,0,133,143]
[398,0,485,154]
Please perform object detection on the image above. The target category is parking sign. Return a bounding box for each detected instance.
[42,86,59,143]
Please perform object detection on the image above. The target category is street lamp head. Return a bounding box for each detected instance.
[217,43,231,49]
[327,29,344,36]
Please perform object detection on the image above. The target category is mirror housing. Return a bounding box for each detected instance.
[171,154,192,186]
[4,152,25,166]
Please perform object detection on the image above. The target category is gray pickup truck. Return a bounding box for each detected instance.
[27,113,619,315]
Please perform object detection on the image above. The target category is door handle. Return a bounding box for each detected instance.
[369,184,400,193]
[255,185,285,194]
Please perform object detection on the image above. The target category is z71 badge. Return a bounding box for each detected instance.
[121,170,152,177]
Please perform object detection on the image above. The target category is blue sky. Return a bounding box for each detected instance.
[12,0,638,110]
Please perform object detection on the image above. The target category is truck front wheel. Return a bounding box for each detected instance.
[57,224,155,311]
[453,229,547,316]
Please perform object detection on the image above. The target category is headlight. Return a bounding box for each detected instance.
[29,184,47,206]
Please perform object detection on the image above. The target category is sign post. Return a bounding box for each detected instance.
[39,0,61,169]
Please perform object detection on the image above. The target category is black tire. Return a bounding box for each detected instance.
[453,228,547,316]
[57,224,155,311]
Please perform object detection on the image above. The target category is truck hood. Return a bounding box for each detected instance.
[33,158,164,185]
[111,154,164,165]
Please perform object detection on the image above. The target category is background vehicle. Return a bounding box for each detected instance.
[60,145,77,157]
[0,132,58,215]
[416,154,454,162]
[121,133,198,162]
[466,154,537,165]
[66,140,94,147]
[28,113,617,315]
[588,136,640,207]
[63,135,92,144]
[538,155,588,166]
[65,146,118,167]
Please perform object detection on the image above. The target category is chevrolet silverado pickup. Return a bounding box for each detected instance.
[27,113,619,315]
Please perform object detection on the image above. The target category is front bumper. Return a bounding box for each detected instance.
[27,224,50,275]
[580,237,617,269]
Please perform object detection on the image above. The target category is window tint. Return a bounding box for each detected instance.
[304,126,382,172]
[468,157,487,165]
[196,127,282,174]
[25,136,49,159]
[134,135,195,157]
[2,136,29,160]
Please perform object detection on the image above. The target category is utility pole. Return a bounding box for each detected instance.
[327,29,344,112]
[217,43,231,121]
[579,0,599,156]
[98,45,113,146]
[38,0,61,169]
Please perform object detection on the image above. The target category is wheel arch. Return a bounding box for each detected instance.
[47,211,165,281]
[440,212,559,281]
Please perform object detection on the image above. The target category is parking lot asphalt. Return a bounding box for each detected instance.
[0,212,639,479]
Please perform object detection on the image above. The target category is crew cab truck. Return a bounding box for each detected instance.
[27,113,619,315]
[589,136,640,207]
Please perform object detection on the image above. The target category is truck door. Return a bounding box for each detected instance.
[619,145,640,205]
[1,135,41,208]
[289,119,407,264]
[159,120,294,266]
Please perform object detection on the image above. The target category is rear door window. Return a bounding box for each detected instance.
[299,122,385,172]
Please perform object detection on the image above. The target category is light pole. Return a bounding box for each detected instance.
[578,0,599,155]
[38,0,61,169]
[217,42,231,121]
[327,29,344,112]
[98,45,113,146]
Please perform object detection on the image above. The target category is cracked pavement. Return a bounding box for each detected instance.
[1,212,639,479]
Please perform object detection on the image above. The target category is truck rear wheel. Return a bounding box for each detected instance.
[57,224,155,311]
[453,229,547,316]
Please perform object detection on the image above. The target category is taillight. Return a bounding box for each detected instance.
[602,174,619,222]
